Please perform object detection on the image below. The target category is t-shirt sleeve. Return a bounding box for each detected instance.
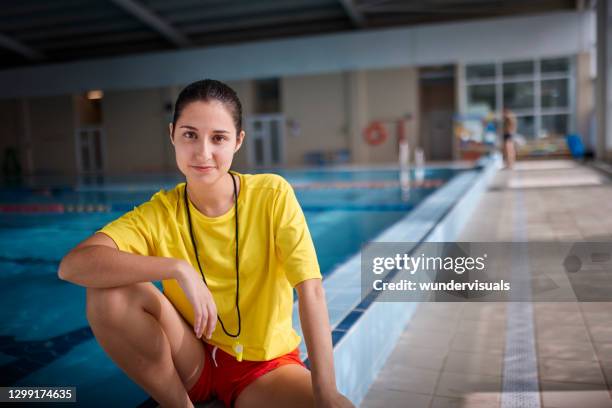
[96,192,166,256]
[273,180,322,287]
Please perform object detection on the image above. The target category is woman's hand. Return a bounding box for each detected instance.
[175,260,217,339]
[317,390,355,408]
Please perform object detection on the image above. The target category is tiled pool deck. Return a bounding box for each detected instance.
[361,160,612,408]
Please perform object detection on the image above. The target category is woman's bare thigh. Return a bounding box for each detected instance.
[121,282,207,391]
[234,364,314,408]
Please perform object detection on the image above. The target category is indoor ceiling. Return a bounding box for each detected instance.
[0,0,584,70]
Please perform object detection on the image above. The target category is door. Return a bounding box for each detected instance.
[246,114,285,167]
[75,127,105,175]
[419,66,456,161]
[426,110,454,161]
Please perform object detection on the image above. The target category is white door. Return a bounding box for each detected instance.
[75,127,106,175]
[246,114,285,167]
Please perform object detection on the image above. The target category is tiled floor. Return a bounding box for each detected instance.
[361,160,612,408]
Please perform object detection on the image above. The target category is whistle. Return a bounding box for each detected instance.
[233,341,243,362]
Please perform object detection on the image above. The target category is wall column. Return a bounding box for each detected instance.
[596,0,612,160]
[346,71,369,164]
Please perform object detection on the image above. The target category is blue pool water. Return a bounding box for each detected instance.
[0,167,463,407]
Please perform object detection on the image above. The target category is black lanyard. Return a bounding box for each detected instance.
[183,172,241,340]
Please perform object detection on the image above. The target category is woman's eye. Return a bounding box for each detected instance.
[213,135,226,142]
[184,132,196,139]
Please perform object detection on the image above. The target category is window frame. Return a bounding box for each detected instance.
[463,56,575,139]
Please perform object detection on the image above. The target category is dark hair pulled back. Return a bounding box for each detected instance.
[171,79,242,136]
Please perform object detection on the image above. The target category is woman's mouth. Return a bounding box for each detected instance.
[191,165,216,173]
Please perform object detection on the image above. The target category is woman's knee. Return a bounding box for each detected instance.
[86,285,139,327]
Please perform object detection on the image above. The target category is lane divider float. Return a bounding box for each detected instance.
[0,203,110,213]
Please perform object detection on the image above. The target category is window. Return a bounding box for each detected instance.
[541,58,570,74]
[516,116,535,139]
[464,57,573,139]
[503,82,534,110]
[467,64,495,80]
[502,60,534,78]
[541,114,568,137]
[541,79,568,108]
[467,84,496,112]
[255,78,280,113]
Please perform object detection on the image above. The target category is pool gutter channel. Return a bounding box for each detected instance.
[291,154,501,405]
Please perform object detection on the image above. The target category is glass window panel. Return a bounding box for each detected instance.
[81,144,90,171]
[467,84,496,113]
[254,138,264,165]
[270,121,280,163]
[503,81,534,110]
[516,116,535,139]
[466,64,495,80]
[255,78,280,113]
[502,60,534,77]
[541,114,568,138]
[541,57,570,74]
[94,131,103,170]
[541,79,568,108]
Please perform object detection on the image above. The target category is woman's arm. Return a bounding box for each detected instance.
[58,232,186,288]
[296,278,354,408]
[59,232,218,338]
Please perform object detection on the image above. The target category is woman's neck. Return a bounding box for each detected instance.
[187,172,239,217]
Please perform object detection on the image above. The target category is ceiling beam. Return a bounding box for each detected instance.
[18,20,142,41]
[0,33,45,61]
[338,0,366,27]
[166,0,332,24]
[109,0,192,47]
[183,9,347,35]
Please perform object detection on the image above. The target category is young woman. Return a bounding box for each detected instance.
[58,79,354,408]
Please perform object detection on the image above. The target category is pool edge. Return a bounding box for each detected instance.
[330,154,501,405]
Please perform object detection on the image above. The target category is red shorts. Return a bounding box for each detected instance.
[188,342,306,407]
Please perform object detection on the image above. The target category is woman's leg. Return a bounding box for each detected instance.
[234,364,315,408]
[505,140,515,168]
[86,282,207,408]
[502,139,509,166]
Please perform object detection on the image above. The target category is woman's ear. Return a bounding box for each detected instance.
[235,130,246,153]
[168,123,175,146]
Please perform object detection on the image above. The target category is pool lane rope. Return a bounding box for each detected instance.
[0,204,110,213]
[292,179,444,190]
[0,179,446,214]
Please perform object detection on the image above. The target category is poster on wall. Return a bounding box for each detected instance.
[453,113,497,160]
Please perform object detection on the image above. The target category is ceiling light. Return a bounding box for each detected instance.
[87,90,104,100]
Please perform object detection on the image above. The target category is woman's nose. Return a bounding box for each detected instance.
[195,140,213,160]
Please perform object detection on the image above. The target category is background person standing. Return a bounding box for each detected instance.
[502,108,517,169]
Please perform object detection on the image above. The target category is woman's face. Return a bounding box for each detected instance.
[170,100,244,185]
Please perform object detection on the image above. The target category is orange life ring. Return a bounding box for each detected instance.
[364,122,387,146]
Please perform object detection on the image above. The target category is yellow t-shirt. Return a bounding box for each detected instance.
[97,172,321,361]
